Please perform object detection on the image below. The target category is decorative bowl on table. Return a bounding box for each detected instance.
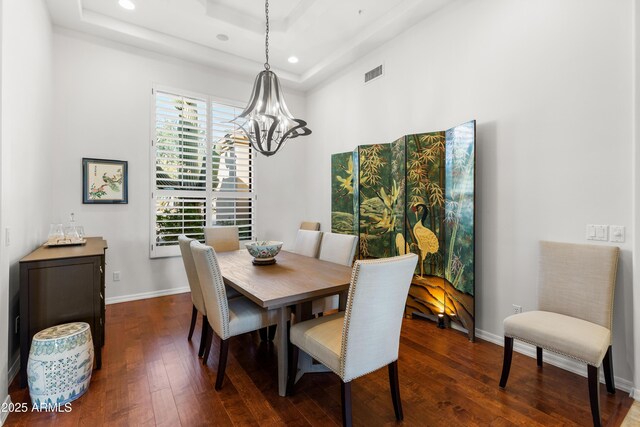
[245,241,283,265]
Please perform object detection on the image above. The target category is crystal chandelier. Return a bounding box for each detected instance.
[231,0,311,157]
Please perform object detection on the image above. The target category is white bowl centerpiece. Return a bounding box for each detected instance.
[245,240,283,265]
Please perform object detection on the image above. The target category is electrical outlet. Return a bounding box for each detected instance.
[512,304,522,315]
[113,271,121,282]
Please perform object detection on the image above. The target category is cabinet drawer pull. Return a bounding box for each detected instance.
[100,292,104,300]
[99,266,103,274]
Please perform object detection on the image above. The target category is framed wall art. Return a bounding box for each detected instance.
[82,158,128,204]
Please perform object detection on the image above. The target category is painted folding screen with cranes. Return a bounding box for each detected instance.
[331,120,475,341]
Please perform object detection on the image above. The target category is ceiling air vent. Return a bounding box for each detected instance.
[364,64,383,83]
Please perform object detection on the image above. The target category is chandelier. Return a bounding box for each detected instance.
[231,0,311,157]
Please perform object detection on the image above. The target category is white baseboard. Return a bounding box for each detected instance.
[475,328,635,394]
[8,355,19,386]
[105,286,190,305]
[1,394,12,426]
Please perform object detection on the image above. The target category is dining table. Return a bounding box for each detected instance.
[215,249,353,397]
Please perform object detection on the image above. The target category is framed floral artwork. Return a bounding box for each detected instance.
[82,158,128,204]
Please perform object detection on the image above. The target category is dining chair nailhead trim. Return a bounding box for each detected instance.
[339,261,360,380]
[204,246,231,339]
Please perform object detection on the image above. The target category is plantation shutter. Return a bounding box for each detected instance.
[211,103,255,241]
[151,87,255,258]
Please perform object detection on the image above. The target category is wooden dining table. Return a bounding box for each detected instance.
[215,249,353,396]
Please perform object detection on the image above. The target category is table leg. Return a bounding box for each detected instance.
[277,306,289,397]
[339,290,348,311]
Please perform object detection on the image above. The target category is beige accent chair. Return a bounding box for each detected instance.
[292,229,322,258]
[288,254,418,427]
[500,241,619,427]
[178,235,209,357]
[312,233,359,315]
[204,225,240,252]
[191,241,280,390]
[300,221,320,231]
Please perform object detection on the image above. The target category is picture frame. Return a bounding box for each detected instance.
[82,158,128,204]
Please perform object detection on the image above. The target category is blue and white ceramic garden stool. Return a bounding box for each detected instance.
[27,322,94,408]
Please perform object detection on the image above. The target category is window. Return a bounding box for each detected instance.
[150,86,255,258]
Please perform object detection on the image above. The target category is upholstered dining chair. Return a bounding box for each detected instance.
[300,221,320,231]
[312,232,359,315]
[205,225,279,340]
[179,235,244,354]
[499,241,619,427]
[203,226,241,299]
[191,241,280,390]
[292,229,322,258]
[288,254,418,427]
[204,225,240,252]
[178,235,209,357]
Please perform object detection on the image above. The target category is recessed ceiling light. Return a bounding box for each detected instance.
[288,56,299,64]
[119,0,135,10]
[216,34,229,42]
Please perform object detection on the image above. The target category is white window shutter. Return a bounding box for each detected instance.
[210,103,255,242]
[151,88,255,258]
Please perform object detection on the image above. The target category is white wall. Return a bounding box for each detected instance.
[51,31,307,302]
[304,0,635,385]
[0,0,54,412]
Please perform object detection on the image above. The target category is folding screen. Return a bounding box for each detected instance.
[331,120,475,341]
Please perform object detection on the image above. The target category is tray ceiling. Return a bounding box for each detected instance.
[46,0,452,90]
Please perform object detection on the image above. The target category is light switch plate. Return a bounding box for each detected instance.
[610,225,625,243]
[586,224,608,241]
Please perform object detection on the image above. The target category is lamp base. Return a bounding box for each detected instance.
[437,314,446,329]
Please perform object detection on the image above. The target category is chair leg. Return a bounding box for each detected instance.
[215,339,230,390]
[268,325,277,341]
[588,364,601,427]
[202,325,214,365]
[603,346,615,394]
[536,346,543,367]
[341,381,352,427]
[388,361,403,421]
[499,336,514,388]
[287,344,299,396]
[198,316,208,357]
[188,305,197,341]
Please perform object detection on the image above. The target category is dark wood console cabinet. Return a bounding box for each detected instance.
[19,237,107,388]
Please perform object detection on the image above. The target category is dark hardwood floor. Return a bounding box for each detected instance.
[6,293,632,426]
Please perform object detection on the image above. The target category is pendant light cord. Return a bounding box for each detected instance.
[264,0,270,70]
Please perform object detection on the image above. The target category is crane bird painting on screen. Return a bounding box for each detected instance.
[330,121,476,341]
